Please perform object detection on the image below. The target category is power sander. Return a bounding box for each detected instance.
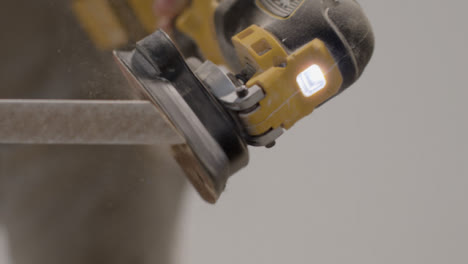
[73,0,375,203]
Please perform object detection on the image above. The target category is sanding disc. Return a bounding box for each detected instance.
[114,31,249,203]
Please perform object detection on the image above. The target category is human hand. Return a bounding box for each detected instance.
[153,0,189,32]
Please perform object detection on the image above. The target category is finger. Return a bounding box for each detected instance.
[154,0,188,18]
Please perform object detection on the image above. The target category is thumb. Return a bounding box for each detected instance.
[153,0,189,31]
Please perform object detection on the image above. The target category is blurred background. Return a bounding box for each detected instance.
[1,0,467,264]
[0,228,9,264]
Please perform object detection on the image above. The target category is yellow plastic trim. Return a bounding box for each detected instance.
[73,0,129,50]
[232,25,288,72]
[175,0,225,64]
[232,26,343,136]
[128,0,158,33]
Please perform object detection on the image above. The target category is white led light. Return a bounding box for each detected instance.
[296,64,327,97]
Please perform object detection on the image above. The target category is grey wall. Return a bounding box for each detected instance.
[0,229,10,264]
[174,1,468,263]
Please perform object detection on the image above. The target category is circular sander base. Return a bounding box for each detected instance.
[114,31,249,203]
